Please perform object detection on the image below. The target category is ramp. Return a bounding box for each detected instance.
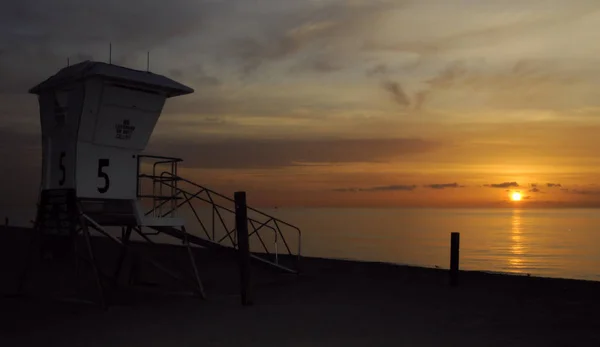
[149,225,299,274]
[136,155,302,275]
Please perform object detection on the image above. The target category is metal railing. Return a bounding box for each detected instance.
[136,155,302,272]
[137,155,182,219]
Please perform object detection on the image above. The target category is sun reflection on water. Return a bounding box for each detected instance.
[508,209,525,271]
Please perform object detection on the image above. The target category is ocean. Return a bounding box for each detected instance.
[3,205,600,282]
[270,207,600,282]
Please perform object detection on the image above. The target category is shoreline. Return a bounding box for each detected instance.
[1,225,598,285]
[2,226,600,346]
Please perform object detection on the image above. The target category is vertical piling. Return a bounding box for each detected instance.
[450,232,460,286]
[235,191,253,306]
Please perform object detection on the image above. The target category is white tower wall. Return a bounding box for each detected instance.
[31,61,193,212]
[38,86,84,190]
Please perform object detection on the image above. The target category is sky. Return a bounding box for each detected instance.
[3,0,600,208]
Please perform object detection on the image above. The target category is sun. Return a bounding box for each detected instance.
[511,192,522,201]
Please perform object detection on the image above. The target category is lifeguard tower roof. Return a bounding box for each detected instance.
[29,60,194,97]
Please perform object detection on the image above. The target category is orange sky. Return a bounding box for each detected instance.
[3,0,600,208]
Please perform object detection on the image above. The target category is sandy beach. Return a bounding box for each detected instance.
[1,226,600,347]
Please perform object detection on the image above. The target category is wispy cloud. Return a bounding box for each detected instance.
[221,1,401,76]
[485,182,519,188]
[381,81,410,107]
[362,2,599,59]
[423,183,463,189]
[334,184,417,193]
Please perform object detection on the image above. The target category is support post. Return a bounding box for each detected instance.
[182,226,206,299]
[112,226,132,288]
[79,214,107,309]
[235,191,252,306]
[449,232,460,286]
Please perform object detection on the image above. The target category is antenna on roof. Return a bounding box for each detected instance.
[109,43,112,64]
[67,57,70,67]
[147,51,150,72]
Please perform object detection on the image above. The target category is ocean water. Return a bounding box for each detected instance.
[268,208,600,282]
[3,205,600,281]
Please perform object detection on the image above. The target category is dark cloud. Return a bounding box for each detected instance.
[1,0,212,48]
[529,187,541,193]
[547,183,562,188]
[381,81,410,107]
[367,64,421,109]
[148,137,440,169]
[0,0,223,93]
[334,184,417,193]
[485,182,519,188]
[423,183,463,189]
[531,183,538,188]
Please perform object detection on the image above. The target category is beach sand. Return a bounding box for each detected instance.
[1,226,600,346]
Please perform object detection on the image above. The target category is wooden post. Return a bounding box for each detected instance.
[4,217,8,226]
[235,191,253,306]
[450,232,460,286]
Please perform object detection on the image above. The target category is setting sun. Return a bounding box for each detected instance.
[511,192,522,201]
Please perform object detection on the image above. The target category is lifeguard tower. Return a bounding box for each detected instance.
[18,61,301,307]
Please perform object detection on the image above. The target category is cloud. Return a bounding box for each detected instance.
[423,183,463,189]
[409,57,596,111]
[334,184,417,193]
[547,183,562,187]
[220,1,402,76]
[148,137,440,169]
[485,182,519,188]
[371,57,585,112]
[529,187,541,193]
[381,80,410,107]
[0,0,222,93]
[362,3,598,59]
[1,0,214,49]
